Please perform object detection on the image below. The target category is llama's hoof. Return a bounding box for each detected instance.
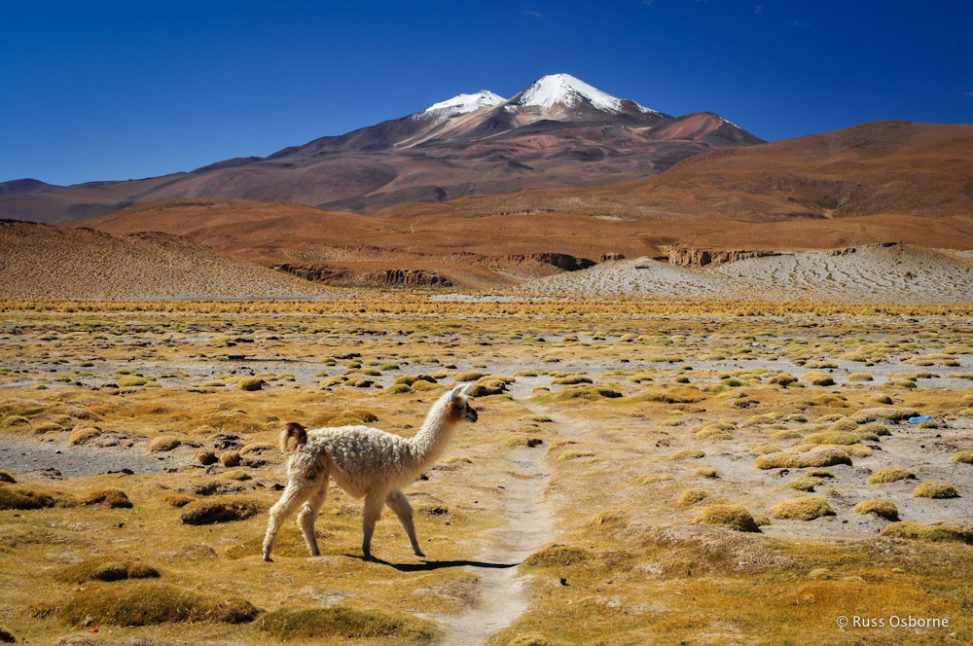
[414,549,425,558]
[263,554,273,563]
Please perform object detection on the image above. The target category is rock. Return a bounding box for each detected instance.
[668,247,781,267]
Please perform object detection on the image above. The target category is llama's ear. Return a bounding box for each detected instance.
[458,383,473,397]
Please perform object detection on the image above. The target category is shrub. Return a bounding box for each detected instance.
[771,497,835,520]
[803,431,860,445]
[913,480,959,499]
[802,371,835,386]
[58,559,159,584]
[0,471,14,484]
[60,583,257,625]
[81,488,133,508]
[179,496,261,525]
[785,477,821,492]
[694,466,719,478]
[522,545,589,569]
[220,451,242,467]
[68,425,101,445]
[845,372,874,382]
[690,504,760,532]
[147,436,181,452]
[454,371,489,382]
[0,484,56,510]
[950,450,973,464]
[116,375,148,387]
[879,521,973,544]
[755,448,852,469]
[667,449,705,461]
[854,499,899,521]
[677,489,708,505]
[238,377,265,391]
[256,606,438,641]
[867,467,916,484]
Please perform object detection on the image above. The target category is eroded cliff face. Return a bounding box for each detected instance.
[274,263,452,287]
[668,247,781,267]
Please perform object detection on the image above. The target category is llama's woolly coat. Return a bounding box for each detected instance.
[262,385,476,561]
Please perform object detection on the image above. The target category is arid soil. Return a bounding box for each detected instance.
[0,300,971,645]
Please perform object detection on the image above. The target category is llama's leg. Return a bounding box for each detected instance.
[263,479,314,562]
[297,475,329,557]
[386,490,424,557]
[361,493,385,560]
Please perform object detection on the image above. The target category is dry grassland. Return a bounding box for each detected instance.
[0,297,971,645]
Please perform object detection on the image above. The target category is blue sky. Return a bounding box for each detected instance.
[1,0,970,185]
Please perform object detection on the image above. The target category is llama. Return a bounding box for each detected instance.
[262,384,478,561]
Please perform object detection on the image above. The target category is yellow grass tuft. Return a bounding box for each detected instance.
[879,521,973,544]
[179,496,261,524]
[866,466,916,484]
[912,480,959,499]
[81,488,133,508]
[755,448,852,469]
[690,504,760,532]
[60,583,257,626]
[770,497,836,521]
[854,499,899,521]
[950,450,973,464]
[255,606,439,641]
[147,436,181,452]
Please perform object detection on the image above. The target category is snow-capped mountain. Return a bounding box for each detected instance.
[421,90,506,117]
[508,73,658,115]
[1,74,763,222]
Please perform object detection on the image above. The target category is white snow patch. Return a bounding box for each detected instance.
[513,73,658,114]
[422,90,506,117]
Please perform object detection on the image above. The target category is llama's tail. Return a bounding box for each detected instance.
[280,422,308,452]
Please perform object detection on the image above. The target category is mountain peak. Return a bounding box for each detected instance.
[510,73,656,114]
[422,90,506,117]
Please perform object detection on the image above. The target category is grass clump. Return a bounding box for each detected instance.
[867,466,916,484]
[802,371,835,386]
[913,480,959,499]
[552,374,592,385]
[147,436,181,452]
[694,466,719,478]
[0,471,14,484]
[58,559,159,584]
[785,477,821,492]
[879,521,973,544]
[522,545,590,569]
[854,499,899,521]
[60,583,257,626]
[677,489,708,505]
[81,488,133,508]
[770,497,836,521]
[845,372,874,382]
[238,377,265,391]
[667,449,705,461]
[454,371,489,382]
[179,496,261,525]
[0,484,56,510]
[803,431,860,445]
[0,627,13,643]
[256,606,438,641]
[68,425,100,445]
[550,385,622,401]
[949,450,973,464]
[116,375,148,387]
[690,504,760,532]
[755,448,852,470]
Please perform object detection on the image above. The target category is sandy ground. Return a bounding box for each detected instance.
[505,244,973,302]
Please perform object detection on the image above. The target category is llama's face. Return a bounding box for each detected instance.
[449,396,478,423]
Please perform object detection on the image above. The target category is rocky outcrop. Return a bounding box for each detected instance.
[364,269,453,287]
[274,263,452,287]
[506,252,596,271]
[668,247,780,267]
[273,263,350,282]
[600,252,626,262]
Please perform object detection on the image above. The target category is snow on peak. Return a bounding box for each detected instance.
[422,90,506,117]
[514,73,658,114]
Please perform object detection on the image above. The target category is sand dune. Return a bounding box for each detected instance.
[510,243,973,302]
[0,220,333,300]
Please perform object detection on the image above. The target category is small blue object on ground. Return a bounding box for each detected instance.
[908,415,931,424]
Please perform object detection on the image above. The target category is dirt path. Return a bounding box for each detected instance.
[435,385,598,644]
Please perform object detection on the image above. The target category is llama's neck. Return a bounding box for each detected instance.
[408,396,457,470]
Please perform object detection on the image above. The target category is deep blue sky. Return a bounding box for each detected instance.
[2,1,970,186]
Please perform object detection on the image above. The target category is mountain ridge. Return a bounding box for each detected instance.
[0,73,760,223]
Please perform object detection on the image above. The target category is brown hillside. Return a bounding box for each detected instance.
[378,121,973,222]
[0,220,332,300]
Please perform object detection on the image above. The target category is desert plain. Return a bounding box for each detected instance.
[0,297,971,645]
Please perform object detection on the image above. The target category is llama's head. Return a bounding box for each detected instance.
[446,383,478,423]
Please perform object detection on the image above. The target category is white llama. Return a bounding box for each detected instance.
[262,384,478,561]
